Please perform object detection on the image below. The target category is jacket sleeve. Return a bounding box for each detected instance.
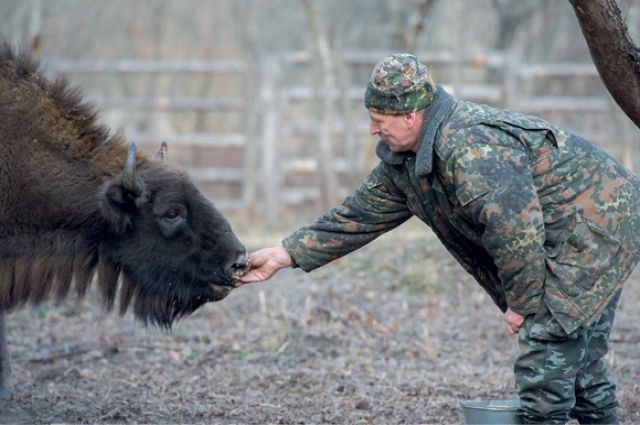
[282,163,413,272]
[449,131,546,316]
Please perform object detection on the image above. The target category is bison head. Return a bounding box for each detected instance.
[99,143,248,327]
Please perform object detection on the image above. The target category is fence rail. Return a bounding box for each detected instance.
[93,97,245,111]
[48,59,247,74]
[130,132,246,147]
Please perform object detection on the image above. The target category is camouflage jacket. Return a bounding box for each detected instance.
[283,87,640,334]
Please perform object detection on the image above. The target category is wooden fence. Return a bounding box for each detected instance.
[47,50,637,228]
[46,58,252,213]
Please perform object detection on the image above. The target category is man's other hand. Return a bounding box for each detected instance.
[504,307,526,335]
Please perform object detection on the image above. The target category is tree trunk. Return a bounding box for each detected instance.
[569,0,640,128]
[301,0,339,209]
[391,0,435,53]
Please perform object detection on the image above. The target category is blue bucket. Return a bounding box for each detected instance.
[460,399,523,425]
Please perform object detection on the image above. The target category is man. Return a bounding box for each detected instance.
[238,53,640,424]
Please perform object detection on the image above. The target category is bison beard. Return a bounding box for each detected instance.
[0,43,248,329]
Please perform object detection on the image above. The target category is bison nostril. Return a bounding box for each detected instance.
[232,259,248,271]
[227,252,249,276]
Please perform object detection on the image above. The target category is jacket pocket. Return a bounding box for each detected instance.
[545,213,621,296]
[496,118,566,147]
[522,305,573,342]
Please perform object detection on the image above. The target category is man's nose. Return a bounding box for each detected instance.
[369,122,379,135]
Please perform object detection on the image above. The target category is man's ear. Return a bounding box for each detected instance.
[404,111,419,128]
[100,178,140,235]
[404,110,424,130]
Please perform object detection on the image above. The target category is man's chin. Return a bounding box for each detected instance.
[382,141,399,152]
[386,144,404,153]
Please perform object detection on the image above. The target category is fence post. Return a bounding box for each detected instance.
[502,52,518,109]
[609,96,638,172]
[259,56,282,229]
[242,59,259,215]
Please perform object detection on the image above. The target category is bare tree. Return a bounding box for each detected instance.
[569,0,640,128]
[392,0,436,53]
[491,0,538,51]
[300,0,339,208]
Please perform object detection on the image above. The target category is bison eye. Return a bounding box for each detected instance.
[164,209,180,221]
[156,206,188,238]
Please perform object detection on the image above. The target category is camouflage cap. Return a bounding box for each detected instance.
[364,53,436,115]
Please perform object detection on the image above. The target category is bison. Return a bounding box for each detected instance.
[0,44,249,398]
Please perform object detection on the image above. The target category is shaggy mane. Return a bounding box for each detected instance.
[0,43,132,175]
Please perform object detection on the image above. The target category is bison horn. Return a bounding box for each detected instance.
[155,141,168,162]
[122,142,144,196]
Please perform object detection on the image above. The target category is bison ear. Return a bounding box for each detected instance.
[100,179,146,235]
[100,143,149,235]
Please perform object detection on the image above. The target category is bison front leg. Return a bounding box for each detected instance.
[0,313,11,400]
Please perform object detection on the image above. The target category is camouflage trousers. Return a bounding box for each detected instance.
[514,291,621,424]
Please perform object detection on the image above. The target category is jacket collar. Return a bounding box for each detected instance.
[375,85,456,177]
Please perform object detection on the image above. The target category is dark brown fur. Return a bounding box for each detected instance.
[0,44,247,327]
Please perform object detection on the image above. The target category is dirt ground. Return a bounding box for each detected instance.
[0,222,638,424]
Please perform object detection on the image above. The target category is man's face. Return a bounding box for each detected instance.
[368,110,420,153]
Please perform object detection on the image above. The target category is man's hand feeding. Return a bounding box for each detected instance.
[235,245,293,286]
